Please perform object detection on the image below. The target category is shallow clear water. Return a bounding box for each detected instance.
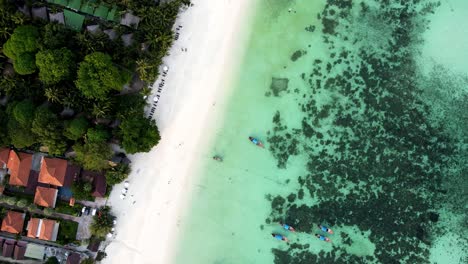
[174,0,467,263]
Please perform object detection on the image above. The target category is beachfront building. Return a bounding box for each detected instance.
[34,186,58,208]
[92,174,106,198]
[6,150,32,187]
[0,211,25,234]
[27,218,59,242]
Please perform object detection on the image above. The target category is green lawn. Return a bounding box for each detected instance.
[56,219,78,245]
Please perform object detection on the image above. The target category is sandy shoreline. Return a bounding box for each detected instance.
[102,1,255,263]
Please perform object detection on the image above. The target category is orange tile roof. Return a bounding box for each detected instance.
[7,150,32,187]
[34,186,58,208]
[27,218,59,241]
[0,148,9,166]
[26,218,40,239]
[38,157,68,187]
[1,211,25,234]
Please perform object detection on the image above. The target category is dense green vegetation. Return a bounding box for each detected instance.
[56,219,79,245]
[90,206,115,238]
[105,164,130,186]
[0,0,189,169]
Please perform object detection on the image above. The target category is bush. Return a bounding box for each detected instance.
[43,207,54,216]
[5,196,17,205]
[16,198,28,208]
[27,203,38,212]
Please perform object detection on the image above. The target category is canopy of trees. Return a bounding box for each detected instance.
[106,164,130,186]
[74,142,112,171]
[36,48,75,84]
[86,126,110,143]
[64,116,89,140]
[3,25,39,60]
[76,52,124,100]
[3,25,40,75]
[120,116,161,154]
[31,106,67,155]
[0,0,187,170]
[90,206,115,238]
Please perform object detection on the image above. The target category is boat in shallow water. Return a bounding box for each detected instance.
[248,136,264,148]
[318,225,333,234]
[315,234,331,242]
[280,222,296,232]
[272,233,288,242]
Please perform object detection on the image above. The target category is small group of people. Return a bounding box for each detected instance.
[272,223,333,243]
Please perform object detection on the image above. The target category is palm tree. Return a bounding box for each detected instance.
[44,86,64,104]
[136,58,153,82]
[92,100,113,119]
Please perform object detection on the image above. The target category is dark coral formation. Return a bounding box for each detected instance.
[291,50,307,62]
[269,78,290,97]
[264,0,465,263]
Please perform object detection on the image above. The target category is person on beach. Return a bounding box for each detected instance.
[315,234,331,242]
[318,224,333,234]
[279,222,295,232]
[272,233,289,242]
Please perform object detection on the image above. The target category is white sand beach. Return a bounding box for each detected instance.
[102,0,255,263]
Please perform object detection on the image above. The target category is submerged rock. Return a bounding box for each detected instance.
[269,77,289,96]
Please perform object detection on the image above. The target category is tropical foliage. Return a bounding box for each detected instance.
[90,206,115,238]
[74,142,112,171]
[36,48,75,84]
[64,116,89,140]
[119,116,160,154]
[106,164,130,186]
[75,52,124,100]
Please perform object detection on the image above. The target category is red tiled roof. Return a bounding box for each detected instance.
[0,148,9,166]
[7,150,32,187]
[92,173,107,197]
[27,218,40,239]
[38,157,68,187]
[1,211,25,234]
[34,187,58,208]
[27,218,59,241]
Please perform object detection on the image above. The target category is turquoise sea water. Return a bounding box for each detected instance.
[174,0,467,263]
